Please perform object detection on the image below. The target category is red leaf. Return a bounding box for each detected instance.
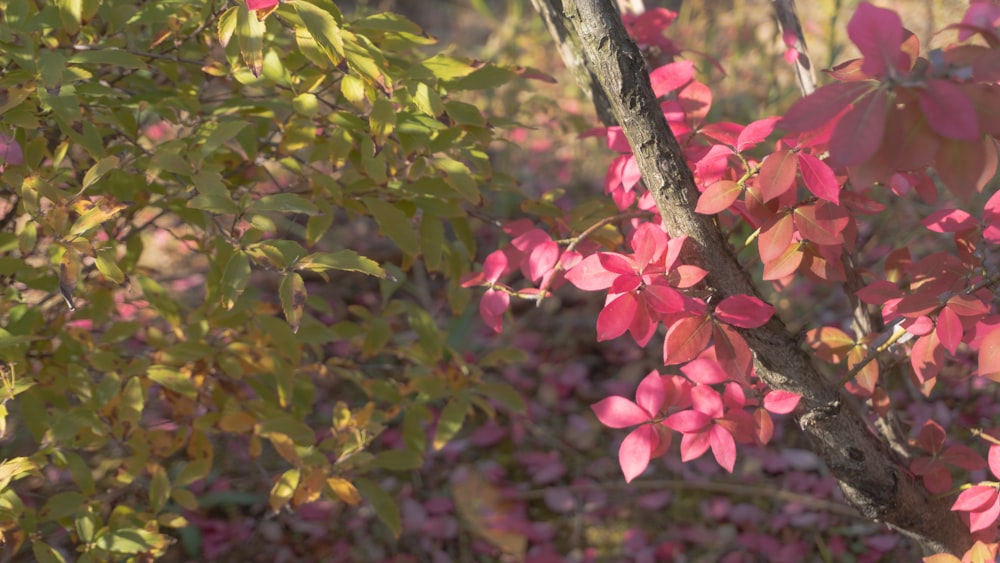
[668,265,708,288]
[480,289,509,333]
[695,180,742,215]
[855,281,902,305]
[762,244,804,281]
[780,81,873,133]
[829,88,889,168]
[918,80,980,141]
[948,294,990,318]
[797,153,841,204]
[941,445,987,471]
[606,127,631,152]
[714,295,775,329]
[758,149,798,202]
[564,254,618,291]
[678,81,712,125]
[597,293,639,342]
[916,420,946,453]
[980,327,1000,381]
[710,425,737,473]
[911,331,944,384]
[247,0,279,10]
[846,2,910,77]
[762,390,802,414]
[630,222,668,267]
[681,358,729,385]
[619,425,657,483]
[936,306,964,356]
[793,203,849,245]
[665,410,711,433]
[591,396,650,428]
[650,60,694,97]
[758,213,795,262]
[935,137,998,202]
[700,122,744,146]
[664,315,713,365]
[922,209,977,233]
[736,116,779,152]
[754,409,774,445]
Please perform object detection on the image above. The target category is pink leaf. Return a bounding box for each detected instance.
[598,252,636,275]
[630,223,668,268]
[619,425,657,483]
[715,295,775,329]
[635,371,667,416]
[758,213,795,263]
[793,202,850,246]
[606,127,632,152]
[664,410,711,433]
[650,60,694,98]
[479,289,509,333]
[936,306,964,356]
[969,498,1000,533]
[922,209,977,233]
[797,153,841,204]
[482,249,510,284]
[591,396,650,428]
[762,390,802,414]
[247,0,279,10]
[597,293,638,342]
[979,328,1000,381]
[690,384,724,418]
[681,358,729,385]
[918,80,980,141]
[709,425,737,473]
[669,265,708,288]
[564,254,618,291]
[736,116,780,152]
[526,240,559,283]
[846,2,910,77]
[679,430,711,462]
[953,486,998,512]
[990,445,1000,481]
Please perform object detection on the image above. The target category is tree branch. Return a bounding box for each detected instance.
[542,0,974,554]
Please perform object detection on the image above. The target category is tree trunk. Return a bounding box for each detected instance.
[536,0,974,555]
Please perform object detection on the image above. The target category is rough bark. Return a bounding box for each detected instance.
[541,0,974,555]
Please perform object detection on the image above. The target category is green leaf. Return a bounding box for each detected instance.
[451,63,516,90]
[236,4,266,77]
[95,247,125,284]
[369,98,396,142]
[406,306,443,360]
[148,464,170,513]
[292,0,344,64]
[412,82,444,117]
[94,528,168,554]
[355,477,401,538]
[371,449,423,471]
[200,120,250,157]
[220,250,251,309]
[269,468,300,512]
[251,193,320,215]
[419,215,444,271]
[362,197,419,256]
[146,365,198,399]
[258,416,316,446]
[32,542,67,563]
[402,404,430,455]
[262,49,292,87]
[38,50,67,91]
[433,396,468,450]
[279,272,306,333]
[475,382,526,413]
[56,0,82,33]
[434,157,480,203]
[218,5,239,46]
[298,250,385,277]
[41,491,85,521]
[68,49,146,70]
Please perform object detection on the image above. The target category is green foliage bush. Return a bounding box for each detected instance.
[0,0,535,558]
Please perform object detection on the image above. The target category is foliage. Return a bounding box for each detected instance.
[0,0,536,559]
